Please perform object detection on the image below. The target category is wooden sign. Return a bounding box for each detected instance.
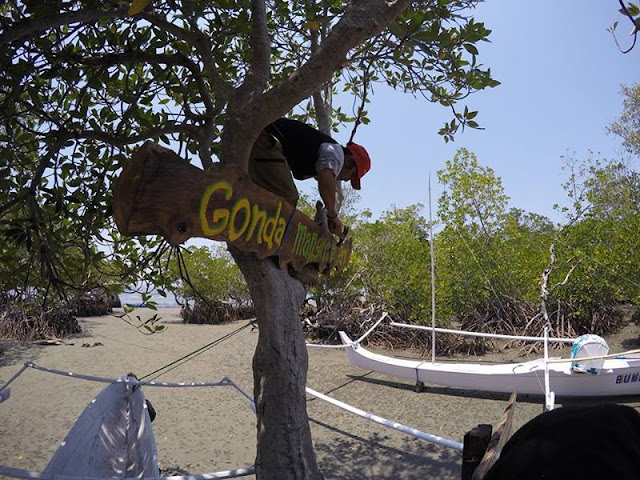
[112,141,353,273]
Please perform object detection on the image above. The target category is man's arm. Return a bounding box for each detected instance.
[316,168,344,236]
[315,142,345,236]
[317,168,338,216]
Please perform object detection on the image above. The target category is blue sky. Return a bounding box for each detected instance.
[299,0,639,226]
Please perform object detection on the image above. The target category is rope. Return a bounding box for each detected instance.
[139,320,254,381]
[305,343,349,349]
[390,322,575,343]
[128,245,258,382]
[21,362,234,388]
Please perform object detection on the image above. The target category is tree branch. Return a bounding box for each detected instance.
[0,7,129,47]
[611,0,639,53]
[140,12,232,166]
[243,0,270,95]
[53,123,201,147]
[258,0,413,121]
[141,12,233,102]
[309,2,332,135]
[218,0,272,170]
[619,0,640,30]
[0,139,61,217]
[220,0,413,168]
[79,51,215,116]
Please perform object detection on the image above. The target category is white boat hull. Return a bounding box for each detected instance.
[339,332,640,397]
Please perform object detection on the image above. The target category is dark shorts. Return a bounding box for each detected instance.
[248,130,299,206]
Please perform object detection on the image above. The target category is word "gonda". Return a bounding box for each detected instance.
[199,180,286,251]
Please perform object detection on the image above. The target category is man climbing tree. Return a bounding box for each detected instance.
[0,1,497,478]
[249,118,371,239]
[245,117,371,286]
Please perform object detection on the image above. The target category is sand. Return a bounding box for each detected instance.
[1,308,639,480]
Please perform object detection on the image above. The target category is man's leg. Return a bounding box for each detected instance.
[248,130,299,207]
[249,131,321,286]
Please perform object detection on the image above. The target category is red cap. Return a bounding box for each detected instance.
[346,142,371,190]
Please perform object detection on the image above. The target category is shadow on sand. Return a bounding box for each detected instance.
[311,418,461,480]
[345,372,547,405]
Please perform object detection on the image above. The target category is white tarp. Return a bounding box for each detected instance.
[571,334,610,374]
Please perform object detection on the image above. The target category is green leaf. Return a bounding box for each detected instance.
[128,0,152,16]
[626,3,640,16]
[463,43,478,55]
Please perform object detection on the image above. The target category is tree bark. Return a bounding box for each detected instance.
[231,248,323,480]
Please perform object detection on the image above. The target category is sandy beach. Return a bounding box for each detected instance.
[1,308,639,479]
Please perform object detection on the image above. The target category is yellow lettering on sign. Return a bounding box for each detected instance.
[228,198,251,241]
[200,180,233,237]
[246,204,268,244]
[199,179,286,253]
[292,222,352,270]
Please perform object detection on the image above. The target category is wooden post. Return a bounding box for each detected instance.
[461,423,492,480]
[469,392,518,480]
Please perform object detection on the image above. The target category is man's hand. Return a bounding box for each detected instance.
[327,214,344,237]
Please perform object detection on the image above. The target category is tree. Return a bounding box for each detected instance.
[608,83,640,156]
[437,148,508,238]
[350,204,432,320]
[555,157,640,329]
[435,148,555,327]
[1,2,497,477]
[167,244,250,307]
[498,208,556,304]
[435,148,506,317]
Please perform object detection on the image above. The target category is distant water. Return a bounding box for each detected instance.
[118,291,180,308]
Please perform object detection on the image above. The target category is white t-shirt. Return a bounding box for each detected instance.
[316,142,344,178]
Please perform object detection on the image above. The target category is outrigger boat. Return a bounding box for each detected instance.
[329,178,633,403]
[338,319,640,399]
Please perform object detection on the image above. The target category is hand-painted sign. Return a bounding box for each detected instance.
[199,179,288,252]
[112,141,352,273]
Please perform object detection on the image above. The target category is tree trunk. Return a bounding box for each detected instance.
[231,248,323,480]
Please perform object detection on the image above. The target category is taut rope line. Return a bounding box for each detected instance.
[139,320,254,381]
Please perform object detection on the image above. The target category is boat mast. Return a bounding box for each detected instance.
[428,173,436,364]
